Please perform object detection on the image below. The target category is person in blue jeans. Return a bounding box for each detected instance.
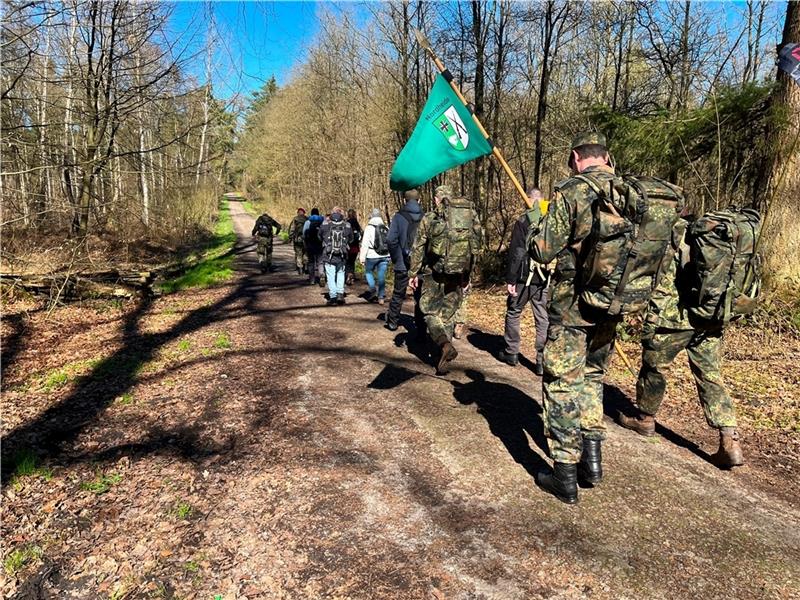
[319,207,353,305]
[359,208,391,304]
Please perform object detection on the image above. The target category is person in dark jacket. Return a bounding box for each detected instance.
[385,189,425,334]
[303,208,325,286]
[497,187,552,375]
[346,209,362,285]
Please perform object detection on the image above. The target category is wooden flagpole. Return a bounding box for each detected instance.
[414,29,531,210]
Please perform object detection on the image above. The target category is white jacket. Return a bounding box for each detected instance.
[359,216,390,262]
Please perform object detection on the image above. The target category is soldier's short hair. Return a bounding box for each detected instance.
[573,144,608,160]
[404,189,420,202]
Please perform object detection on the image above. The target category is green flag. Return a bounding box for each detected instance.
[389,74,493,191]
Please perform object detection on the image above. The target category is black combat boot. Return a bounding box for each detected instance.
[534,352,544,376]
[577,438,603,487]
[536,462,578,505]
[496,349,519,366]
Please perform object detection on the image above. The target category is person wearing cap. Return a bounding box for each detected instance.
[528,131,617,504]
[409,184,482,375]
[385,189,426,334]
[358,208,391,304]
[288,207,308,275]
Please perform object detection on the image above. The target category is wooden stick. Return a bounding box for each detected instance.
[415,29,531,209]
[614,340,639,379]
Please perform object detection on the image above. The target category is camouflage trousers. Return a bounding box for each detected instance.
[636,327,736,428]
[256,236,273,268]
[542,320,618,463]
[418,272,465,345]
[293,243,307,271]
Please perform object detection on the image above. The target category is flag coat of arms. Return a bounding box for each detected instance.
[390,74,493,191]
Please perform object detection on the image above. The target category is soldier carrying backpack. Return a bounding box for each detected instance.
[288,207,308,275]
[528,131,685,505]
[408,185,483,375]
[619,207,762,469]
[251,211,282,273]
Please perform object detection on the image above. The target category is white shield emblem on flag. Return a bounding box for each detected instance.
[433,105,470,150]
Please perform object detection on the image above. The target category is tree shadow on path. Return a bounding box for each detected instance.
[0,233,290,484]
[466,329,539,372]
[452,369,550,478]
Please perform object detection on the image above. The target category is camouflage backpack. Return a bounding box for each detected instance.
[290,215,307,242]
[684,207,761,323]
[427,197,480,276]
[575,173,686,315]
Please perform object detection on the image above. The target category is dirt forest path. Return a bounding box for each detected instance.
[3,200,799,599]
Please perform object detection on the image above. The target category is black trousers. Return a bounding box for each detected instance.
[387,270,425,332]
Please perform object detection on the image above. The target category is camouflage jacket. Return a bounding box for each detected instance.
[529,164,616,327]
[288,215,307,243]
[645,219,692,331]
[252,214,281,238]
[408,202,483,280]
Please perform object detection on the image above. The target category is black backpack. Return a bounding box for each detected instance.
[398,211,420,255]
[372,224,389,255]
[324,220,349,259]
[256,218,274,237]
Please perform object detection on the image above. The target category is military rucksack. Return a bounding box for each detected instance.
[524,199,554,285]
[256,217,274,237]
[371,223,389,255]
[684,207,761,323]
[576,173,686,315]
[427,197,480,276]
[290,215,306,242]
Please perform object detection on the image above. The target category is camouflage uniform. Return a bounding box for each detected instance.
[252,214,281,270]
[408,191,482,346]
[635,220,737,428]
[288,213,308,272]
[529,161,620,464]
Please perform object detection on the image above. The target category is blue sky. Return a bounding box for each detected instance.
[168,1,369,105]
[167,1,787,107]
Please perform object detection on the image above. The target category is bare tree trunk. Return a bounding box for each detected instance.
[758,0,800,282]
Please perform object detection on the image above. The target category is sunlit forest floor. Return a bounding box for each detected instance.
[2,201,798,599]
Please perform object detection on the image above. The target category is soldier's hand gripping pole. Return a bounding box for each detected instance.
[414,29,531,210]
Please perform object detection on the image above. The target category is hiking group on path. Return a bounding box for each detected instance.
[249,131,762,506]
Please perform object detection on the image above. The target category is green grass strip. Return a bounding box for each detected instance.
[158,200,236,294]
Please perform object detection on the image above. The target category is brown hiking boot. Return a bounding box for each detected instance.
[436,341,458,375]
[710,427,744,469]
[618,411,656,436]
